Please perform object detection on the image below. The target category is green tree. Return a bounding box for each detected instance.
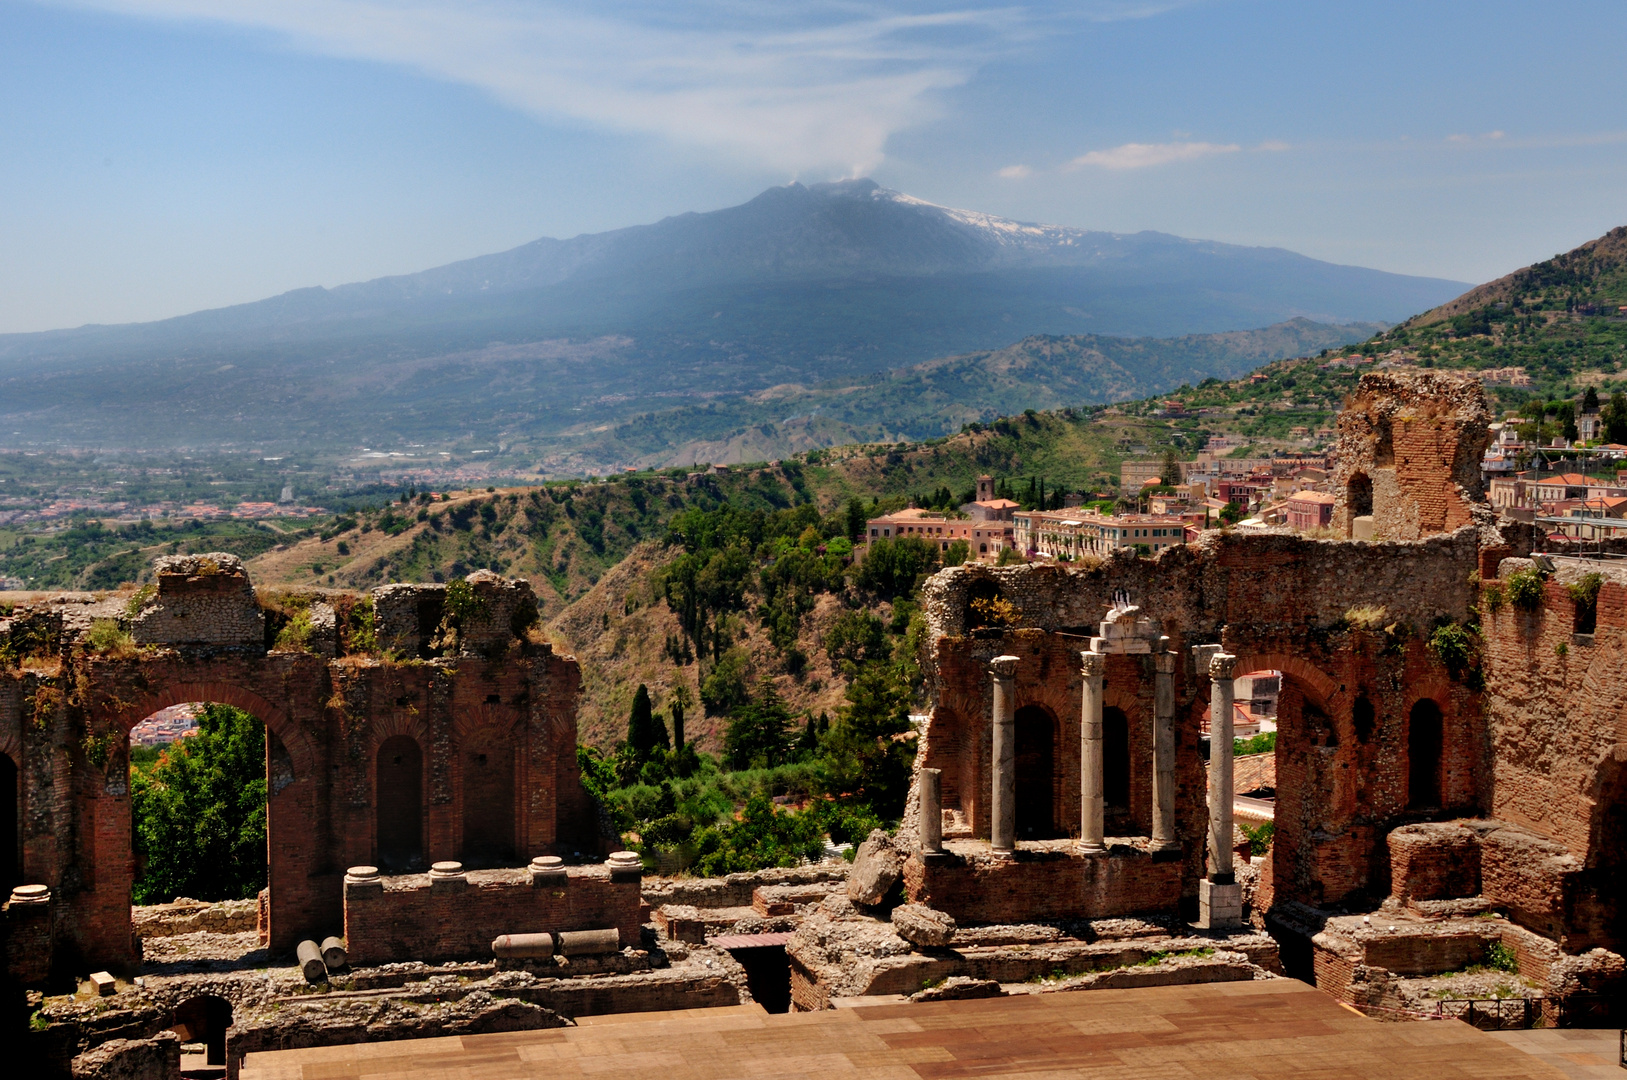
[856,537,939,599]
[625,684,664,760]
[845,497,867,542]
[1159,447,1181,487]
[130,704,267,904]
[701,647,752,715]
[825,610,887,667]
[1584,386,1600,413]
[1604,392,1627,443]
[724,676,794,769]
[669,684,691,751]
[943,539,971,567]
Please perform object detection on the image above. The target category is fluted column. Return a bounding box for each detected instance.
[920,768,943,855]
[1151,638,1179,853]
[1207,653,1238,879]
[989,655,1018,855]
[1079,650,1107,853]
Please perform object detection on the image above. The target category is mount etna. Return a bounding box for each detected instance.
[0,180,1465,466]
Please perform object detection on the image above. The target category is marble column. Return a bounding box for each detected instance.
[1207,653,1238,880]
[1079,650,1107,853]
[989,655,1018,855]
[920,768,943,855]
[1151,638,1179,853]
[1199,652,1243,929]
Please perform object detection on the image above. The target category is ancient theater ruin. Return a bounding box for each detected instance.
[3,370,1626,1078]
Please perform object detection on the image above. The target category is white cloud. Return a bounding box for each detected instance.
[44,1,1066,174]
[997,163,1032,179]
[1447,130,1506,144]
[1067,140,1240,170]
[1256,140,1290,152]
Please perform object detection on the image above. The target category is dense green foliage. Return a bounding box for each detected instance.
[130,704,268,904]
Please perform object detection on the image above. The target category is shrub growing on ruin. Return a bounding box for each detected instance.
[84,618,137,659]
[1343,605,1388,631]
[1567,572,1604,633]
[1481,581,1506,613]
[1505,566,1547,611]
[1427,621,1479,679]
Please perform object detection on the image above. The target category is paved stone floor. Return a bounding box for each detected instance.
[1488,1029,1625,1079]
[241,980,1568,1080]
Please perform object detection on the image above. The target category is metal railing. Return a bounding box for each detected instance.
[1432,997,1538,1030]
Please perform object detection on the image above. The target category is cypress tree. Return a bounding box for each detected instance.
[627,684,658,760]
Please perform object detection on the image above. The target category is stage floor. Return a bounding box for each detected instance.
[241,979,1564,1080]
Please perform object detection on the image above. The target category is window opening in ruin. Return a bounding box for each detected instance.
[1407,699,1444,810]
[726,944,791,1013]
[1103,707,1130,811]
[1014,705,1058,839]
[1592,765,1627,948]
[462,737,515,867]
[377,735,424,872]
[1347,472,1374,522]
[172,993,232,1075]
[0,753,18,897]
[1352,696,1376,744]
[964,578,1006,629]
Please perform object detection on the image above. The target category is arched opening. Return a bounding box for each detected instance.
[461,740,515,867]
[0,753,18,898]
[1013,705,1057,839]
[1102,706,1130,811]
[1347,472,1373,536]
[965,578,1007,629]
[377,735,424,872]
[1408,699,1444,810]
[172,993,232,1074]
[128,703,270,905]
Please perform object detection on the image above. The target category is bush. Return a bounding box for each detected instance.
[700,648,751,715]
[857,537,940,599]
[1233,731,1276,756]
[1428,621,1478,678]
[1344,605,1388,631]
[85,619,136,658]
[1481,581,1505,613]
[1240,821,1274,856]
[1506,566,1546,611]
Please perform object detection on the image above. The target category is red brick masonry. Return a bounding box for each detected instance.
[344,865,642,966]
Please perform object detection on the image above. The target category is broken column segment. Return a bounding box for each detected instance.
[988,655,1019,855]
[919,767,944,855]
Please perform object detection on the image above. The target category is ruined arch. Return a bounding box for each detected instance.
[377,735,424,872]
[172,994,232,1068]
[1013,704,1059,839]
[113,681,316,784]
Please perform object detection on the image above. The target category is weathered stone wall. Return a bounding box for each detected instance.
[0,562,601,979]
[901,842,1182,924]
[343,866,641,966]
[915,526,1486,915]
[1330,370,1492,540]
[129,553,264,647]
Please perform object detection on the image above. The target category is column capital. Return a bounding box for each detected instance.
[1079,650,1106,678]
[1209,652,1239,680]
[988,655,1019,679]
[1154,643,1177,675]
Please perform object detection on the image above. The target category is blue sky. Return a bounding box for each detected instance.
[3,0,1626,333]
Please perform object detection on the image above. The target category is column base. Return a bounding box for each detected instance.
[1196,878,1243,929]
[1077,841,1106,855]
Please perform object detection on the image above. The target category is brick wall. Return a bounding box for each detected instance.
[1387,823,1481,903]
[901,844,1182,923]
[344,866,641,966]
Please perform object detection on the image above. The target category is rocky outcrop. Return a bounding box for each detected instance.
[70,1033,179,1080]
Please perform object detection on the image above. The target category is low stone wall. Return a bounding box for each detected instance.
[902,841,1181,924]
[132,898,258,939]
[344,865,642,966]
[641,865,848,911]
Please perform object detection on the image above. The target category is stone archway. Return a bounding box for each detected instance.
[108,680,325,955]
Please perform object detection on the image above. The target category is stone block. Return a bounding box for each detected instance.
[89,970,116,996]
[1197,879,1242,930]
[891,903,956,948]
[847,829,904,906]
